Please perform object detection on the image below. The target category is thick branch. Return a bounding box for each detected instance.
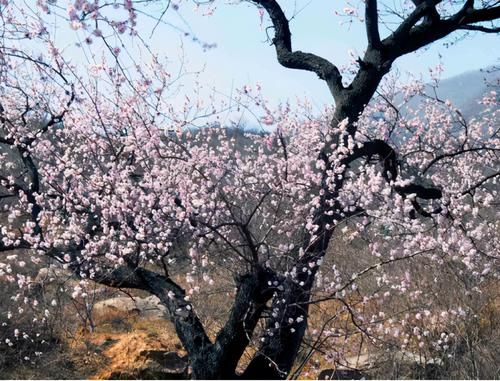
[347,139,397,181]
[213,268,276,377]
[396,183,443,200]
[0,239,31,252]
[365,0,381,48]
[383,1,500,60]
[347,140,443,210]
[86,264,213,360]
[458,24,500,33]
[251,0,343,99]
[391,0,442,42]
[462,4,500,24]
[461,171,500,195]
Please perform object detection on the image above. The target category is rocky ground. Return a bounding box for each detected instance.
[2,263,498,379]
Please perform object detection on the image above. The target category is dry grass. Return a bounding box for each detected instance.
[74,304,182,379]
[1,240,499,379]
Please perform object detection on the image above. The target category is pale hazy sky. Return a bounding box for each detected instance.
[49,0,499,112]
[144,1,498,108]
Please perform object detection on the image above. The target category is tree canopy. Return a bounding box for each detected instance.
[0,1,499,379]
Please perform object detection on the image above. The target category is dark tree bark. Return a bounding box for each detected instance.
[238,1,500,378]
[82,263,278,379]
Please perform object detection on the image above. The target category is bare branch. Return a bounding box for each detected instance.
[422,147,500,174]
[383,1,500,60]
[250,0,344,99]
[85,263,214,357]
[390,0,442,42]
[458,24,500,33]
[461,4,500,24]
[461,171,500,195]
[310,249,433,305]
[365,0,381,48]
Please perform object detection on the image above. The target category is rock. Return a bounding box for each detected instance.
[107,370,139,380]
[109,369,186,380]
[94,295,168,318]
[35,265,73,284]
[107,351,187,380]
[140,350,187,372]
[318,369,366,380]
[140,350,188,379]
[140,296,169,318]
[93,297,141,316]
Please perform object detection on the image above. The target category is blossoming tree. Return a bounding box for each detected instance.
[0,0,499,378]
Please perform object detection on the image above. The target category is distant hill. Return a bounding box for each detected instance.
[405,67,499,119]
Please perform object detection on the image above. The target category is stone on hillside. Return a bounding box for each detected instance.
[107,351,187,380]
[94,295,167,318]
[35,266,73,284]
[141,350,188,374]
[140,296,168,318]
[318,369,366,380]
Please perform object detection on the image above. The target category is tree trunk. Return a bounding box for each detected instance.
[241,270,324,379]
[241,100,371,379]
[189,267,277,379]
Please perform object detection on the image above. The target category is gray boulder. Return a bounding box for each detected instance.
[108,351,188,380]
[318,369,365,380]
[94,295,167,318]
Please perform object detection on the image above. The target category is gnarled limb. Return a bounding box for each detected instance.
[212,267,277,378]
[365,0,381,48]
[250,0,344,100]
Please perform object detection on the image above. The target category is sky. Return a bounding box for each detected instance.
[46,0,499,113]
[141,0,499,110]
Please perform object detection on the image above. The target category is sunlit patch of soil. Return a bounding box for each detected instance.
[67,316,183,380]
